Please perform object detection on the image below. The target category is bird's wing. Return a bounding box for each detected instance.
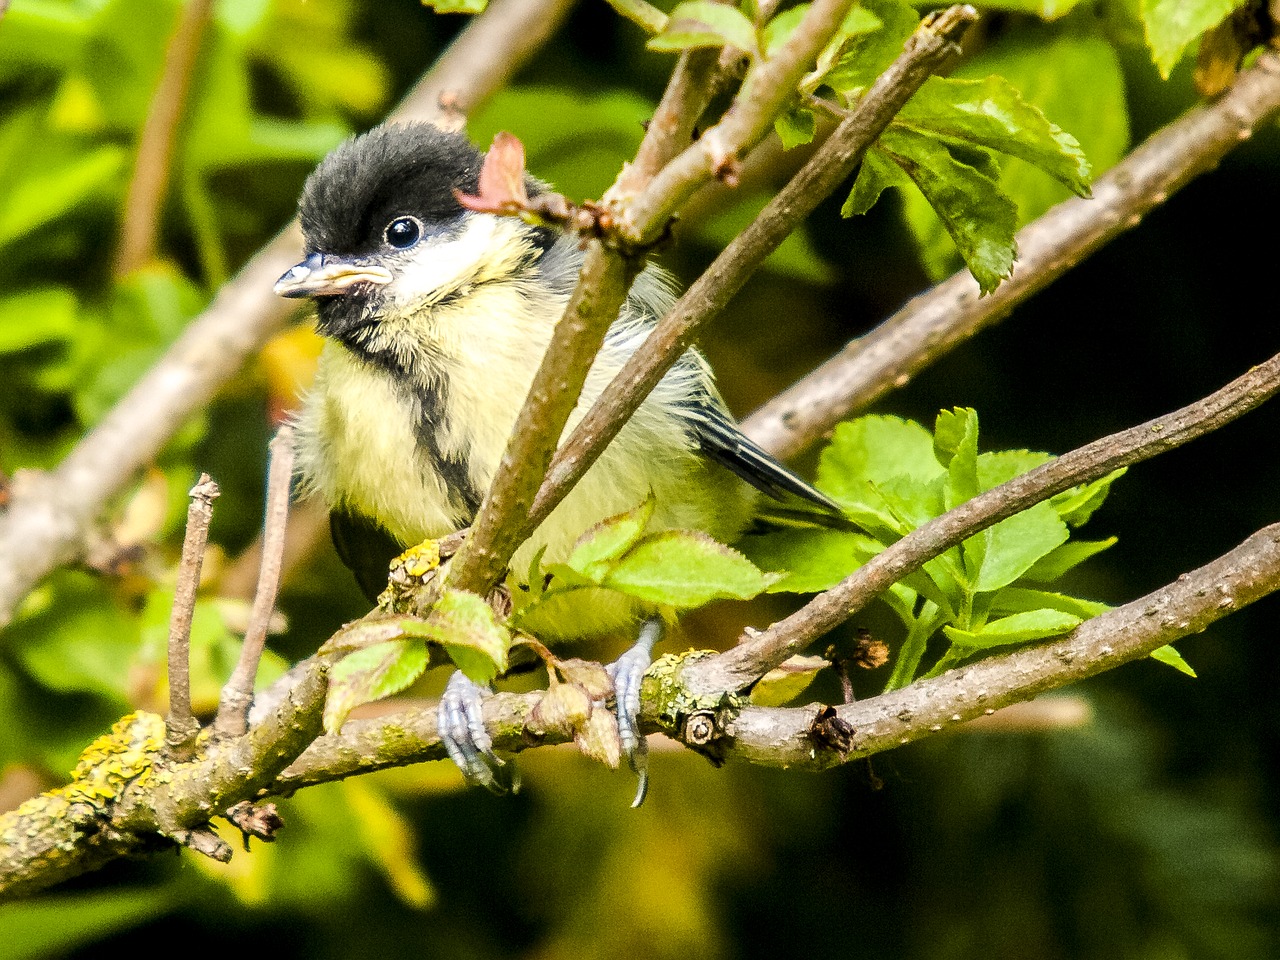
[329,508,405,604]
[681,392,844,515]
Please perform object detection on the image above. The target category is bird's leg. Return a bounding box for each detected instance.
[438,670,519,794]
[607,618,662,808]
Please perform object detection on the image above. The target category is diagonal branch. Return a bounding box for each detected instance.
[684,349,1280,695]
[0,0,579,628]
[742,48,1280,461]
[531,6,976,533]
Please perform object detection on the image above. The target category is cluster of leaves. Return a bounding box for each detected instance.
[743,409,1194,691]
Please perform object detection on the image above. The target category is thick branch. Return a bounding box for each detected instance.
[533,7,975,530]
[743,48,1280,460]
[277,515,1280,786]
[0,0,578,628]
[114,0,216,277]
[686,350,1280,694]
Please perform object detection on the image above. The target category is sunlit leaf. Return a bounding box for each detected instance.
[1142,0,1244,77]
[603,530,773,607]
[648,1,760,54]
[567,496,655,581]
[1023,538,1118,582]
[944,608,1082,649]
[739,527,881,593]
[1150,644,1197,677]
[324,639,429,733]
[969,502,1070,594]
[750,655,829,706]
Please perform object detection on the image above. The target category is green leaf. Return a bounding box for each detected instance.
[1051,468,1126,527]
[968,0,1085,18]
[1150,644,1197,677]
[750,655,829,706]
[648,1,759,55]
[936,407,980,510]
[1023,538,1118,582]
[969,502,1070,593]
[977,448,1055,489]
[897,75,1091,197]
[415,588,511,685]
[775,106,817,149]
[0,288,78,353]
[1142,0,1243,77]
[819,415,945,498]
[824,0,919,96]
[875,126,1019,293]
[567,496,655,582]
[843,138,911,217]
[738,528,881,593]
[324,639,429,733]
[944,608,1081,649]
[603,530,773,607]
[0,145,126,248]
[762,3,811,57]
[991,586,1110,619]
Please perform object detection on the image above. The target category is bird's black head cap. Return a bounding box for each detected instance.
[299,123,485,256]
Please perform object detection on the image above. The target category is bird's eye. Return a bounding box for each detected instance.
[384,216,422,249]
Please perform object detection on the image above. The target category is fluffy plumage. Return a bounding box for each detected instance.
[282,122,836,636]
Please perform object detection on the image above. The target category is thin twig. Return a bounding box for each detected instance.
[743,48,1280,461]
[684,350,1280,695]
[215,425,295,737]
[534,6,975,531]
[114,0,216,278]
[617,0,858,241]
[0,0,578,628]
[166,474,219,752]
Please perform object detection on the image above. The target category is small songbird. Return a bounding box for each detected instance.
[275,122,841,801]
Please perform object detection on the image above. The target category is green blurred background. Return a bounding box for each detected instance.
[0,0,1278,957]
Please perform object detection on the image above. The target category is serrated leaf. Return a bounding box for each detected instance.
[567,495,655,582]
[750,654,829,706]
[944,608,1081,649]
[819,415,945,498]
[775,106,816,149]
[603,530,772,607]
[991,586,1110,618]
[977,448,1055,489]
[1023,538,1118,582]
[648,1,759,55]
[824,0,920,95]
[1142,0,1243,77]
[417,589,511,685]
[738,528,881,593]
[936,407,980,509]
[1150,644,1197,677]
[897,75,1091,197]
[969,501,1070,593]
[843,146,910,216]
[876,125,1018,294]
[324,640,429,733]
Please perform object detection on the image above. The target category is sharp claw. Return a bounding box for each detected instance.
[438,671,513,794]
[610,619,662,807]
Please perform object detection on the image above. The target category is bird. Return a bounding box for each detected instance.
[274,121,843,802]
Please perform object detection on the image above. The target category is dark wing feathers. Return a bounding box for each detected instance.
[683,396,844,515]
[330,508,405,604]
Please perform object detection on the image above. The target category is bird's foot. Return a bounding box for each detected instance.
[607,619,662,808]
[437,670,519,794]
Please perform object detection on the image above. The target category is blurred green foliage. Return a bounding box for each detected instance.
[2,0,1279,958]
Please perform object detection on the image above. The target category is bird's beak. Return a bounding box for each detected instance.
[274,252,394,298]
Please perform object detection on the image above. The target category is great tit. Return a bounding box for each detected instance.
[275,122,840,800]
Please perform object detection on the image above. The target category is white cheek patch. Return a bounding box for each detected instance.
[388,214,501,308]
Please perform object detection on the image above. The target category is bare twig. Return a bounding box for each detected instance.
[114,0,216,277]
[0,0,578,628]
[685,350,1280,695]
[533,7,976,530]
[743,48,1280,461]
[215,426,295,737]
[166,474,219,752]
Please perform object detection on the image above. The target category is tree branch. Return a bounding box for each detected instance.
[0,0,578,628]
[166,474,219,752]
[215,426,295,737]
[532,6,976,531]
[114,0,216,278]
[742,48,1280,461]
[449,0,865,593]
[685,349,1280,695]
